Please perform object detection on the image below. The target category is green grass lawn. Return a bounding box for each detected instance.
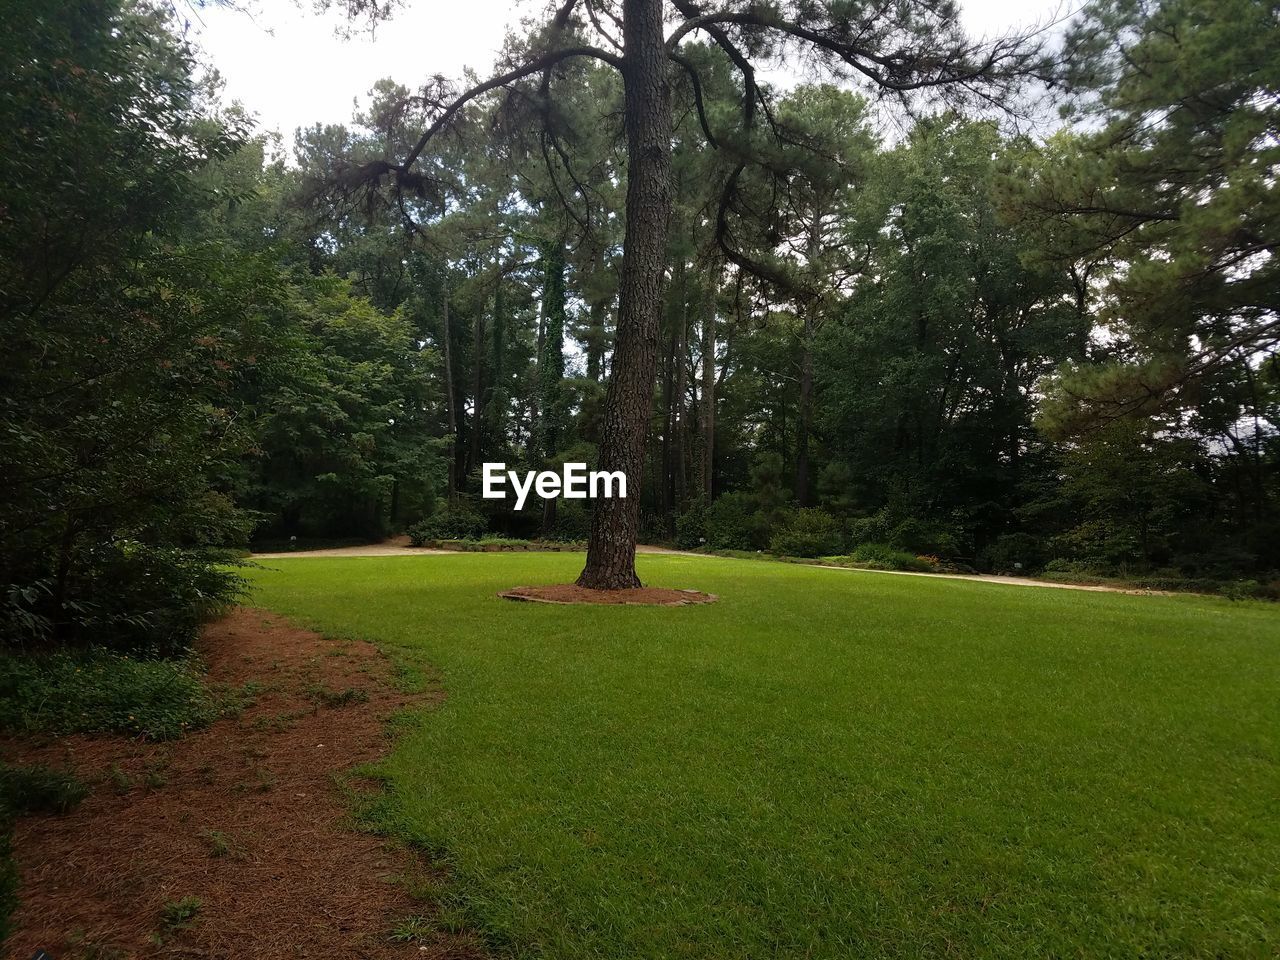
[247,554,1280,959]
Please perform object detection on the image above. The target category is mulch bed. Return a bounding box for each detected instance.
[498,584,718,606]
[2,607,482,960]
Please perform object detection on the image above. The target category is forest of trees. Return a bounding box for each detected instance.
[3,0,1278,646]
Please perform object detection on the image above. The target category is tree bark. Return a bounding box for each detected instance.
[577,0,671,589]
[701,284,716,501]
[673,266,689,509]
[796,211,823,507]
[795,299,815,506]
[466,295,486,481]
[440,278,458,496]
[585,297,607,381]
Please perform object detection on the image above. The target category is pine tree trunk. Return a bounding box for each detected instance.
[795,301,814,506]
[441,278,458,496]
[673,267,689,509]
[466,300,485,481]
[586,297,606,382]
[701,289,716,501]
[660,281,676,518]
[795,212,822,507]
[577,0,671,589]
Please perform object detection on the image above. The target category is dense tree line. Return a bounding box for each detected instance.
[2,0,1276,649]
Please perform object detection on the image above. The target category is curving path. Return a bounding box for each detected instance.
[253,539,1175,595]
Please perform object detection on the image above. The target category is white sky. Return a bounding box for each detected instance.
[191,0,1073,139]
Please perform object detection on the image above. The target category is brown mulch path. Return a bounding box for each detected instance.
[2,607,483,960]
[499,584,718,606]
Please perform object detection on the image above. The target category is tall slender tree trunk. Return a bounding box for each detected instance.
[795,299,815,506]
[441,278,458,496]
[586,297,606,382]
[577,0,672,589]
[487,274,506,443]
[701,285,716,501]
[673,269,689,509]
[466,298,486,480]
[795,212,822,507]
[537,242,567,536]
[661,288,676,518]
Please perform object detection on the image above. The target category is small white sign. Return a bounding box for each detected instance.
[482,462,627,510]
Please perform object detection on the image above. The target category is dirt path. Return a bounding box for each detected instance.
[253,534,449,559]
[263,540,1168,596]
[3,608,480,959]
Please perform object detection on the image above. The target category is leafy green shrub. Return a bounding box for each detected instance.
[0,650,218,740]
[675,500,707,549]
[0,764,87,816]
[981,532,1047,573]
[0,762,87,814]
[706,493,762,551]
[850,543,938,572]
[407,503,487,544]
[846,508,964,559]
[548,501,592,542]
[770,508,844,558]
[2,542,243,657]
[846,511,894,547]
[885,517,961,557]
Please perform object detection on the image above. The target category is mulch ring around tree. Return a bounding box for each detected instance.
[498,585,718,606]
[2,607,483,960]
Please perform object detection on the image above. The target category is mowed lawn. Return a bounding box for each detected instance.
[247,554,1280,959]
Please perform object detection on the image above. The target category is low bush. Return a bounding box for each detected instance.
[0,763,88,817]
[770,508,844,558]
[674,500,707,550]
[849,543,938,572]
[1,542,244,658]
[846,509,964,559]
[547,502,593,542]
[706,493,762,551]
[981,532,1046,573]
[0,650,219,740]
[407,503,487,545]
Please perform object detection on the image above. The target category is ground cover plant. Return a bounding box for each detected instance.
[249,553,1280,959]
[0,650,222,741]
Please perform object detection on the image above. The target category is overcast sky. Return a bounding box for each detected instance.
[191,0,1074,139]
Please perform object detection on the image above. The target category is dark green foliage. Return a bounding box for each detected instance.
[981,533,1046,574]
[846,508,962,558]
[547,502,593,543]
[674,500,708,550]
[849,543,938,572]
[243,277,444,543]
[407,503,488,544]
[0,764,88,818]
[676,494,767,552]
[769,509,844,558]
[705,494,762,552]
[0,0,264,649]
[0,650,218,740]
